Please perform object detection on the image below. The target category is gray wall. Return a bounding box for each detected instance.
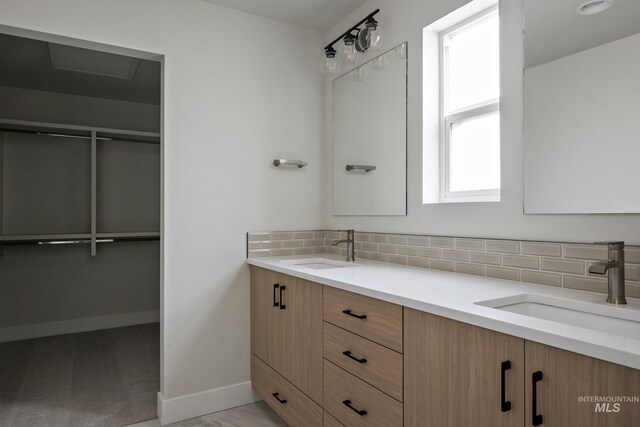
[0,85,160,132]
[0,87,160,338]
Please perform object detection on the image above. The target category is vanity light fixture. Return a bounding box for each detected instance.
[576,0,614,15]
[319,9,382,75]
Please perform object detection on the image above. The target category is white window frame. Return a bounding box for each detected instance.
[439,6,500,203]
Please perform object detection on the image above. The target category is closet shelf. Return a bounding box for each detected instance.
[0,234,92,243]
[0,118,160,144]
[0,232,160,245]
[96,232,160,240]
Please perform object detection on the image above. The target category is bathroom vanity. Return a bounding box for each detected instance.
[248,257,640,427]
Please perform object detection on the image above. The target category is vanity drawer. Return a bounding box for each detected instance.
[251,355,322,427]
[323,286,403,352]
[323,322,403,402]
[325,411,346,427]
[323,360,403,427]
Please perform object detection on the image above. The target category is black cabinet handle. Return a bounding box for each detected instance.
[500,360,512,412]
[273,284,280,307]
[532,371,543,426]
[272,392,287,404]
[343,399,367,416]
[342,309,367,319]
[343,350,367,364]
[279,285,286,310]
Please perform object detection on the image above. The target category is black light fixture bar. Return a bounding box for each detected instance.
[324,9,380,53]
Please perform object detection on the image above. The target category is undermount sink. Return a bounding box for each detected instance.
[476,294,640,340]
[280,258,353,270]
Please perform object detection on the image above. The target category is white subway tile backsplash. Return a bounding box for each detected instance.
[563,244,607,260]
[456,263,485,276]
[486,266,521,281]
[407,236,429,246]
[362,242,378,252]
[292,247,314,256]
[271,232,293,240]
[522,270,562,287]
[417,247,442,259]
[379,244,398,254]
[442,249,470,262]
[430,237,455,248]
[486,240,520,254]
[397,245,419,256]
[247,230,639,298]
[503,255,540,270]
[388,254,408,265]
[522,242,562,257]
[408,256,429,268]
[430,259,456,272]
[370,234,388,243]
[388,235,408,245]
[469,251,501,265]
[293,231,314,239]
[541,258,584,274]
[261,241,283,249]
[456,239,485,251]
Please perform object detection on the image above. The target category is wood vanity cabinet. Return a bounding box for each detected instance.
[250,266,323,423]
[525,340,640,427]
[404,308,525,427]
[251,266,640,427]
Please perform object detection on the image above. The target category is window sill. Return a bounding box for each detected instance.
[426,194,501,204]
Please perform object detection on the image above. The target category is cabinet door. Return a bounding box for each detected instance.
[250,266,280,367]
[278,277,323,404]
[525,341,640,427]
[404,309,524,427]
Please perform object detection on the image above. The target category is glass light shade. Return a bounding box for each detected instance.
[319,54,341,76]
[395,43,406,59]
[366,25,383,52]
[339,38,361,65]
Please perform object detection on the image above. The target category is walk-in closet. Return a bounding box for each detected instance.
[0,33,161,427]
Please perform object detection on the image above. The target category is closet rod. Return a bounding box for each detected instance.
[0,128,160,145]
[2,237,159,246]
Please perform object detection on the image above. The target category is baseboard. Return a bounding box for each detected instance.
[0,309,160,342]
[157,381,260,425]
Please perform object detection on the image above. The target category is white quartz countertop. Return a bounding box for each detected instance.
[247,255,640,370]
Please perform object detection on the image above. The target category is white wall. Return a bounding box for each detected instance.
[524,32,640,214]
[323,0,640,244]
[0,85,160,132]
[0,0,324,418]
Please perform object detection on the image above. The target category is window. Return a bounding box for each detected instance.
[440,7,500,202]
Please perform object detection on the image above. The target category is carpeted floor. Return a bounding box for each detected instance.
[0,323,159,427]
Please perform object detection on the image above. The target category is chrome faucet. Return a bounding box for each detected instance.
[332,229,355,262]
[587,241,627,305]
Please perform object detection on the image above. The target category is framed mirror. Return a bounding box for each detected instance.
[523,0,640,213]
[332,43,407,216]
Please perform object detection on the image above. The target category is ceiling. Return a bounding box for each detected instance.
[200,0,368,31]
[525,0,640,68]
[0,34,161,105]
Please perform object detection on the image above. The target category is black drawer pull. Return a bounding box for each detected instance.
[500,360,512,412]
[343,399,367,416]
[532,371,543,426]
[279,285,286,310]
[273,284,280,307]
[342,309,367,319]
[272,392,287,404]
[343,350,367,364]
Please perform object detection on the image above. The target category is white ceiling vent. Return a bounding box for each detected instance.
[48,43,139,80]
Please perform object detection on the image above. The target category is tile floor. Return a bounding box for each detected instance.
[127,401,286,427]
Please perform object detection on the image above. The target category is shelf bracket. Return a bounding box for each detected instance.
[90,131,97,256]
